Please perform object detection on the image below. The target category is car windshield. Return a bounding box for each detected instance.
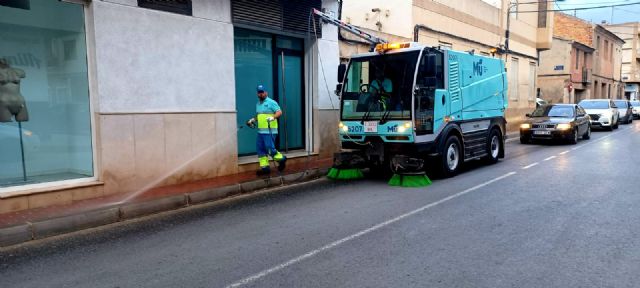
[530,105,574,117]
[614,100,628,108]
[341,51,420,120]
[631,101,640,107]
[579,101,609,109]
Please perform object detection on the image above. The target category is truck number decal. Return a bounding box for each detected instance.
[448,54,458,61]
[348,126,363,133]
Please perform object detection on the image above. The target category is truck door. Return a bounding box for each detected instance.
[415,49,445,135]
[446,51,462,120]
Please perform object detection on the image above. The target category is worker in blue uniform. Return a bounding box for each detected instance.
[246,84,287,175]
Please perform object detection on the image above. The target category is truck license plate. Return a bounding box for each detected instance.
[534,130,551,135]
[364,121,378,133]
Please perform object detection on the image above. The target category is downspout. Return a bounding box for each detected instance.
[413,24,428,42]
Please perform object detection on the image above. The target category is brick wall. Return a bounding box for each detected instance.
[553,13,593,47]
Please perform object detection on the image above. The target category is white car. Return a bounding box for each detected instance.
[578,99,619,131]
[631,101,640,119]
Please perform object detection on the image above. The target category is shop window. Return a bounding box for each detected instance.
[138,0,192,16]
[0,1,93,188]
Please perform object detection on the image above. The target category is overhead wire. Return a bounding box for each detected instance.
[515,1,640,13]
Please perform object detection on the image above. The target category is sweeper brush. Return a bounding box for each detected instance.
[327,152,365,180]
[388,155,431,188]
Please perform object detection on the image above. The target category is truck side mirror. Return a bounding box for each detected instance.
[525,113,531,117]
[337,63,346,82]
[335,83,343,96]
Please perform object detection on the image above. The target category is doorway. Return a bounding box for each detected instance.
[234,28,305,156]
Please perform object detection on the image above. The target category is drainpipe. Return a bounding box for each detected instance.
[413,24,428,42]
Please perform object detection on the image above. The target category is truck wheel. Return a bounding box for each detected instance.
[484,129,501,164]
[438,135,462,178]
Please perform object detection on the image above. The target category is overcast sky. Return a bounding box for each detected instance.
[555,0,640,24]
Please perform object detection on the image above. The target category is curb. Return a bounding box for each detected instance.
[0,169,328,248]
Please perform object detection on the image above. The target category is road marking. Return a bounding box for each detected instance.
[522,162,539,169]
[559,150,570,155]
[225,172,518,288]
[544,156,556,161]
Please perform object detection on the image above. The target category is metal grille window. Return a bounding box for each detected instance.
[509,58,519,101]
[138,0,192,16]
[231,0,321,36]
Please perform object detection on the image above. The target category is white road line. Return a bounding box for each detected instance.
[544,156,556,161]
[522,162,539,169]
[225,172,518,288]
[559,150,570,155]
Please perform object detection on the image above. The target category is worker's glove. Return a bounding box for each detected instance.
[266,117,275,122]
[246,118,256,129]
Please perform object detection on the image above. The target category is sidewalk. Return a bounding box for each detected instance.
[0,158,332,247]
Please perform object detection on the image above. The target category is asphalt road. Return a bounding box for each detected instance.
[2,123,640,288]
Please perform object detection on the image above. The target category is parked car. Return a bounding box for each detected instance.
[536,97,548,108]
[613,100,633,124]
[520,104,591,144]
[631,101,640,119]
[578,99,619,131]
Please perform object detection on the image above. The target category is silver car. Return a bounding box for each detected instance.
[578,99,619,131]
[614,100,633,124]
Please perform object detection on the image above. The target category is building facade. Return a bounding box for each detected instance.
[538,37,594,104]
[340,0,554,131]
[552,13,624,101]
[605,22,640,101]
[0,0,340,214]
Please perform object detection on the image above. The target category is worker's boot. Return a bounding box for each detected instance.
[277,156,287,172]
[256,166,271,176]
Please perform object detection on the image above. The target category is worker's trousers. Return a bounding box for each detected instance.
[256,133,284,168]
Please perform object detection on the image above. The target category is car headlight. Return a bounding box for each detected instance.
[556,123,572,130]
[520,123,531,129]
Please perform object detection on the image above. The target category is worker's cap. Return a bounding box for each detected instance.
[256,85,267,93]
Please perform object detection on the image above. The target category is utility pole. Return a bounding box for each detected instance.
[504,1,517,61]
[611,6,614,24]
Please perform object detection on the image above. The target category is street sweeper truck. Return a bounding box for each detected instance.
[313,9,508,186]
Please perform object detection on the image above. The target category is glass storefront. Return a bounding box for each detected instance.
[234,28,304,156]
[0,1,93,187]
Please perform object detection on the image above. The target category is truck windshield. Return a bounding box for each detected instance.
[341,51,419,121]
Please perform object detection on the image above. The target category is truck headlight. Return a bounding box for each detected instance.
[556,123,572,130]
[398,122,412,133]
[339,122,348,132]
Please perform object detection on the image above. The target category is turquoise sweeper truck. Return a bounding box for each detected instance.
[334,42,508,178]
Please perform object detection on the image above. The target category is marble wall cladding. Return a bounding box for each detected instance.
[100,113,237,195]
[317,110,340,158]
